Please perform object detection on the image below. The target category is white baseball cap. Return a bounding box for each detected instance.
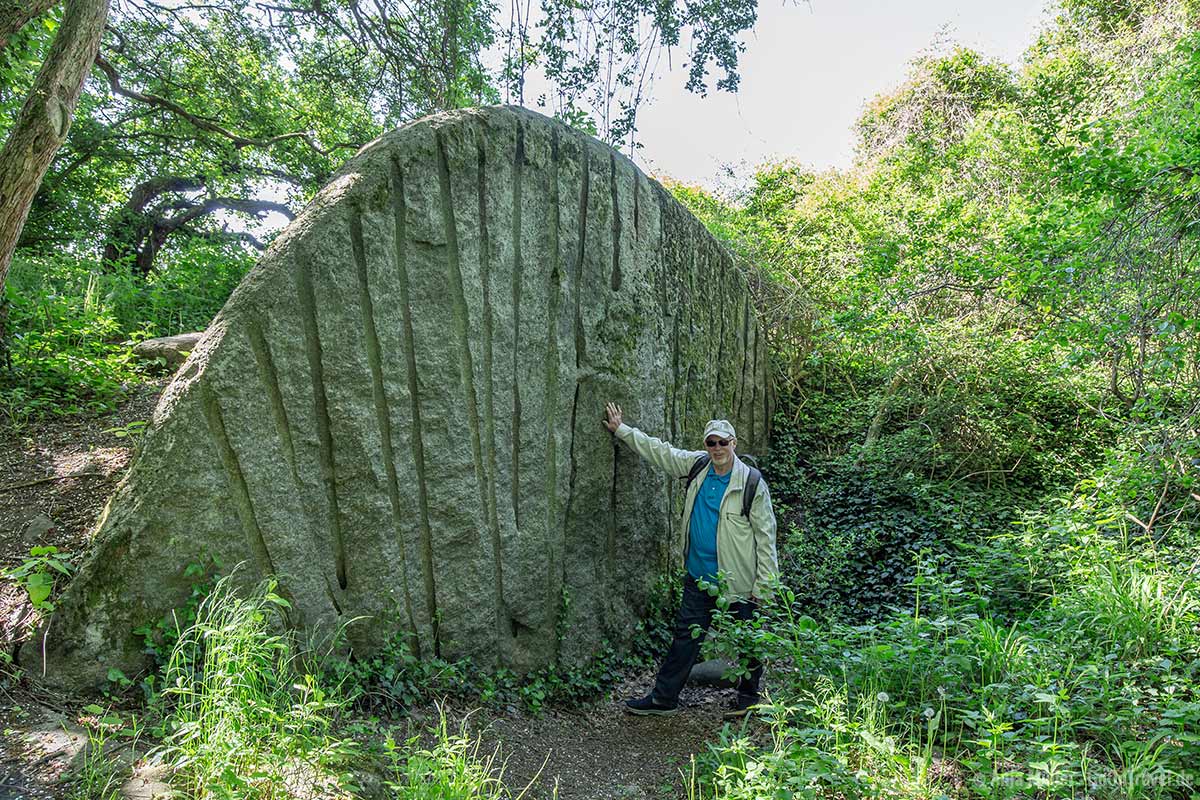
[702,419,736,441]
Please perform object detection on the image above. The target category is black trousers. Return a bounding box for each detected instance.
[651,574,763,705]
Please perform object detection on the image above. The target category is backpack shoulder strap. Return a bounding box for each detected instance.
[684,454,710,492]
[741,467,762,517]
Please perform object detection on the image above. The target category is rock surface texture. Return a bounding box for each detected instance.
[33,107,773,687]
[131,332,204,369]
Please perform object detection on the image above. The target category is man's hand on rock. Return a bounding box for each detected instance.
[603,402,623,433]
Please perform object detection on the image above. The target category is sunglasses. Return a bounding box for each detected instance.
[705,438,731,448]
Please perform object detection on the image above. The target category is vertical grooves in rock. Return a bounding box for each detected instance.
[547,129,564,656]
[735,297,750,420]
[294,255,347,590]
[200,382,276,580]
[750,320,759,445]
[437,131,506,661]
[246,321,342,615]
[247,322,297,475]
[683,365,697,440]
[633,172,640,239]
[608,444,618,573]
[565,380,582,550]
[657,193,668,315]
[670,313,680,441]
[716,254,726,402]
[573,142,589,368]
[476,136,508,653]
[350,208,419,647]
[610,153,621,292]
[511,125,524,531]
[561,137,588,654]
[390,159,439,656]
[683,256,696,435]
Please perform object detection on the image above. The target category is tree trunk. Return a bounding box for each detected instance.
[858,370,906,465]
[101,175,294,275]
[0,0,110,297]
[0,0,58,55]
[101,176,205,273]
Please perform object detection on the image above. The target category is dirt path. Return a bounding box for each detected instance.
[1,381,166,650]
[446,678,744,800]
[0,384,748,799]
[1,383,166,800]
[0,683,742,800]
[0,701,84,800]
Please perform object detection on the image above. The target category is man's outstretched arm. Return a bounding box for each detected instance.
[604,402,700,479]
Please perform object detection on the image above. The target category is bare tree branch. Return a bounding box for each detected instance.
[204,197,296,221]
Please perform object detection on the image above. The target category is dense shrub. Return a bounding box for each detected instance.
[1,245,252,422]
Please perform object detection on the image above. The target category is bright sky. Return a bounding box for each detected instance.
[246,1,1056,234]
[631,0,1054,189]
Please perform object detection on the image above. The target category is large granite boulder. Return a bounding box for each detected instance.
[32,106,773,688]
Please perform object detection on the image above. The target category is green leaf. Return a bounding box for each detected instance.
[45,559,71,575]
[26,582,51,607]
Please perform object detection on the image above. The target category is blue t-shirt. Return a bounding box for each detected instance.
[685,465,730,582]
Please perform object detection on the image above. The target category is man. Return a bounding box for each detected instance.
[602,402,778,719]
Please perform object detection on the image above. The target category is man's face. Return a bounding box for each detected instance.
[705,434,736,467]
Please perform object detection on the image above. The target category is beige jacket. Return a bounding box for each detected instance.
[615,423,779,601]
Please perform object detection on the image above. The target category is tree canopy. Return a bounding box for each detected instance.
[676,0,1200,536]
[1,0,765,292]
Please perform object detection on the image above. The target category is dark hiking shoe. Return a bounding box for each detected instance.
[625,695,679,716]
[723,695,758,720]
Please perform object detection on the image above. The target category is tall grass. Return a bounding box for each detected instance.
[66,713,127,800]
[158,576,359,799]
[384,707,547,799]
[1065,560,1200,658]
[155,575,547,799]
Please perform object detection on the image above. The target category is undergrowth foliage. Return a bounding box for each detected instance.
[696,514,1200,798]
[117,559,677,797]
[1,247,251,422]
[325,571,681,715]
